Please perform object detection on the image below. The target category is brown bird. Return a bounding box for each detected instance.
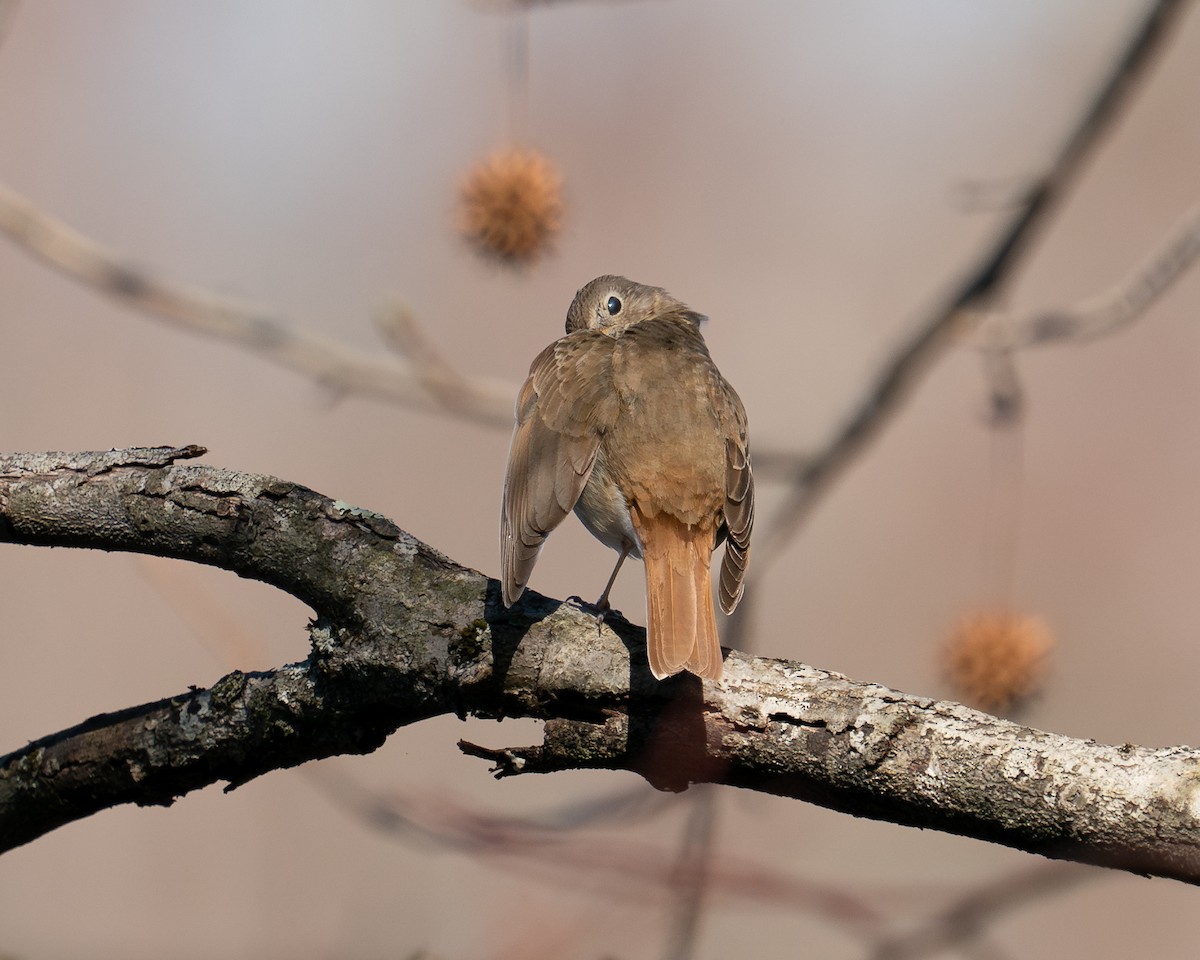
[500,276,753,680]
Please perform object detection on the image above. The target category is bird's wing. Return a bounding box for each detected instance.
[715,378,753,614]
[500,331,619,606]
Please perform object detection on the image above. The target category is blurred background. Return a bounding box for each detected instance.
[2,1,1200,957]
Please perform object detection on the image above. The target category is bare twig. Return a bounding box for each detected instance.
[305,765,677,851]
[312,763,1097,958]
[372,298,487,413]
[304,766,889,936]
[0,183,514,427]
[972,198,1200,423]
[870,862,1098,960]
[758,0,1191,562]
[978,200,1200,352]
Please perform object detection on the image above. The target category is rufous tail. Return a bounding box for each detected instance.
[633,511,722,680]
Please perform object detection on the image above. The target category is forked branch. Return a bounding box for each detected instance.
[1,447,1198,884]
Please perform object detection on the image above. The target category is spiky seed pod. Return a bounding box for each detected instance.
[458,147,563,265]
[943,610,1053,712]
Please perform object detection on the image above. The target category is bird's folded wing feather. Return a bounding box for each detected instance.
[500,331,620,605]
[715,378,753,614]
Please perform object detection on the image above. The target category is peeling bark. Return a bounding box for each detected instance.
[2,447,1199,883]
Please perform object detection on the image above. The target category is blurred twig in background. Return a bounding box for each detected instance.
[756,0,1192,563]
[0,182,515,426]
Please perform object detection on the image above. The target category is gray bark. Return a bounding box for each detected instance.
[1,446,1199,883]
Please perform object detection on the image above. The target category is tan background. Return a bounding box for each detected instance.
[2,2,1200,957]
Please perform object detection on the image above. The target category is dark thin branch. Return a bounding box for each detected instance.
[662,788,718,960]
[760,0,1191,560]
[2,447,1200,885]
[303,766,888,937]
[870,862,1098,960]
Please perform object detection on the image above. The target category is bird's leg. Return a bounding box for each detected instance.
[594,544,630,614]
[567,544,630,627]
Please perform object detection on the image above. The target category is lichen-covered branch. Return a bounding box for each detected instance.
[466,660,1200,885]
[2,447,1199,885]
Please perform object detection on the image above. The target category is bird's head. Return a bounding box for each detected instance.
[565,275,703,335]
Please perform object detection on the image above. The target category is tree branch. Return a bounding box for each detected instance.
[977,200,1200,353]
[0,184,515,426]
[869,862,1096,960]
[758,0,1192,559]
[2,447,1199,883]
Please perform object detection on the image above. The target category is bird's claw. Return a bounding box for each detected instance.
[565,595,622,632]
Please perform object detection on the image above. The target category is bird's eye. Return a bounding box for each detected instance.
[606,296,622,316]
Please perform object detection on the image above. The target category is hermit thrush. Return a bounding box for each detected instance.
[500,276,753,680]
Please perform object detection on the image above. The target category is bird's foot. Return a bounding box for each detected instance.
[565,595,622,630]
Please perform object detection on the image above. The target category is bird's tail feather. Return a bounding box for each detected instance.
[634,512,722,681]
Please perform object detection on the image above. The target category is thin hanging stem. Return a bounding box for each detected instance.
[507,7,530,143]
